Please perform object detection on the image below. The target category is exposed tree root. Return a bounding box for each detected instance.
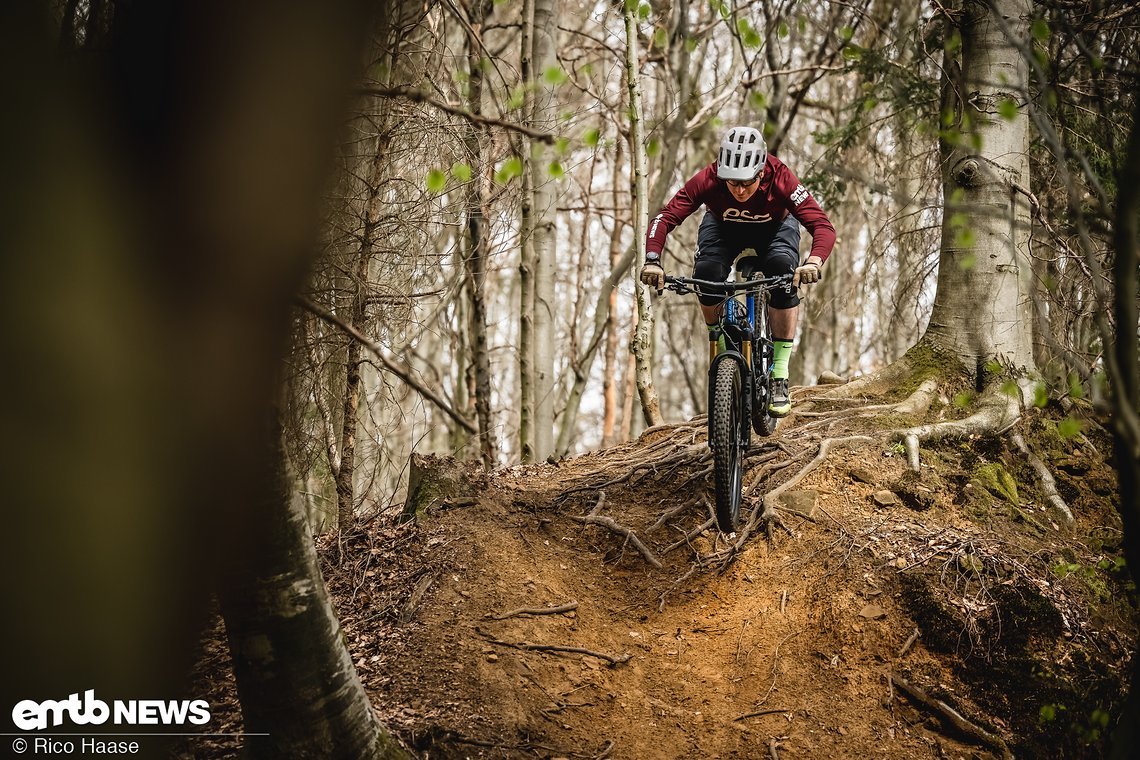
[889,673,1012,760]
[488,601,578,620]
[571,510,662,569]
[475,627,632,666]
[716,436,874,568]
[895,387,1020,472]
[1010,430,1075,525]
[795,377,940,422]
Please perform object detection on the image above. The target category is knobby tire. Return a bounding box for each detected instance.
[711,360,744,533]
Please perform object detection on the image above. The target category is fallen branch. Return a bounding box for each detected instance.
[488,601,579,620]
[1010,431,1075,524]
[571,512,662,569]
[889,673,1012,760]
[475,627,631,666]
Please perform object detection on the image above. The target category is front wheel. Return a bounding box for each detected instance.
[711,359,744,532]
[752,374,779,436]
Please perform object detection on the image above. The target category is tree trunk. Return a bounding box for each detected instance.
[518,0,537,462]
[220,413,409,759]
[601,142,625,448]
[1108,95,1140,760]
[923,0,1035,376]
[336,250,369,529]
[531,0,558,461]
[623,1,663,427]
[462,0,498,469]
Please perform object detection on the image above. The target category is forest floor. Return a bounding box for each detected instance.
[180,381,1136,760]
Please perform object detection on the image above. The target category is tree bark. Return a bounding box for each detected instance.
[220,413,409,759]
[923,0,1035,376]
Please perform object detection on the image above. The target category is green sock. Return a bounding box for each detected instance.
[772,339,794,379]
[707,324,726,353]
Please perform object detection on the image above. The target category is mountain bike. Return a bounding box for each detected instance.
[663,270,796,533]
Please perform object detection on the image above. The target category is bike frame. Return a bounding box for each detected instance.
[664,272,794,448]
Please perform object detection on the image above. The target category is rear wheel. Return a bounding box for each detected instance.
[711,359,744,532]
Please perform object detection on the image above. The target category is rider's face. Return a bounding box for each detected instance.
[726,173,761,202]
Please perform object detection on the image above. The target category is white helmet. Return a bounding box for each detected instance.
[717,126,766,181]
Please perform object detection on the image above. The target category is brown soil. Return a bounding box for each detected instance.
[178,391,1136,759]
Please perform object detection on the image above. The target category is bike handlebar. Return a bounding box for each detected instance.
[662,273,795,296]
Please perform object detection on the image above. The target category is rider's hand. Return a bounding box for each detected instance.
[793,256,823,287]
[641,260,666,291]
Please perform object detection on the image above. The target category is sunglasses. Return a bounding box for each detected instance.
[726,176,759,188]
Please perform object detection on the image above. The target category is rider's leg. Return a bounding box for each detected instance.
[761,217,802,415]
[694,216,737,356]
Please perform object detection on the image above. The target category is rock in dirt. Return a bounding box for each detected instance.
[849,466,877,484]
[872,490,898,507]
[858,604,887,619]
[779,489,818,514]
[818,370,848,384]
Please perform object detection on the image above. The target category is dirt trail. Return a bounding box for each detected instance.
[183,392,1134,759]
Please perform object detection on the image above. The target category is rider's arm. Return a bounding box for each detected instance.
[772,163,836,264]
[645,164,717,256]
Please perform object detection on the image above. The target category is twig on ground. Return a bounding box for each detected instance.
[734,708,789,721]
[663,517,716,555]
[889,673,1012,759]
[475,627,632,666]
[780,590,788,615]
[769,736,783,760]
[897,628,920,658]
[572,511,662,569]
[488,601,579,620]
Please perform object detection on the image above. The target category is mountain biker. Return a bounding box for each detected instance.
[640,125,836,416]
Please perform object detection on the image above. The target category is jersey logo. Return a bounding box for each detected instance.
[723,208,772,223]
[790,184,809,206]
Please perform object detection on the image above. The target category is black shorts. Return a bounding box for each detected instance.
[693,213,801,308]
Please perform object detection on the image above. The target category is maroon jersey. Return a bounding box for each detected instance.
[646,155,836,263]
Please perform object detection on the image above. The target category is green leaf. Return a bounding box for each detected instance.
[548,160,565,178]
[451,162,472,183]
[1001,380,1020,398]
[583,128,601,148]
[493,0,510,5]
[1058,417,1082,439]
[581,62,594,77]
[507,86,526,110]
[555,137,570,155]
[1034,382,1049,408]
[737,18,761,49]
[1068,373,1085,400]
[685,38,698,53]
[494,156,523,184]
[425,169,447,193]
[984,360,1003,375]
[777,21,789,38]
[957,252,977,270]
[953,392,972,408]
[638,1,651,20]
[1040,704,1057,723]
[998,98,1019,121]
[646,137,661,157]
[1031,19,1049,41]
[653,27,668,48]
[748,90,768,111]
[839,26,854,41]
[543,66,568,86]
[842,45,862,61]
